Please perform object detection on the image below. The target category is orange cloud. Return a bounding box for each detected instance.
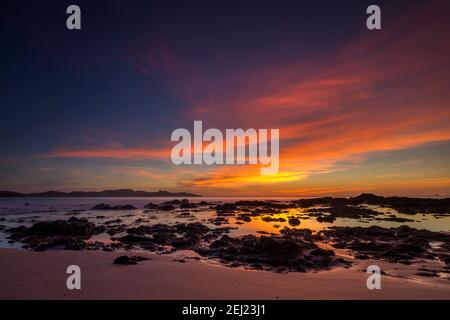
[38,3,450,196]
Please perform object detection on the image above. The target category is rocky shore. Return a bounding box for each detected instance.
[2,194,449,277]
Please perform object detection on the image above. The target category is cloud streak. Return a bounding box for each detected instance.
[29,2,450,196]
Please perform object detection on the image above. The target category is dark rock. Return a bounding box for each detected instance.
[143,203,158,210]
[198,234,346,272]
[288,217,301,226]
[33,238,87,251]
[104,219,122,225]
[6,226,27,233]
[116,222,229,251]
[215,203,238,213]
[321,225,450,264]
[294,193,450,216]
[279,227,313,238]
[161,199,181,205]
[6,217,100,251]
[316,215,336,223]
[210,216,228,225]
[105,224,127,236]
[236,214,252,222]
[114,255,148,265]
[374,215,415,223]
[176,211,191,218]
[158,204,176,211]
[118,234,154,243]
[26,217,96,236]
[180,202,198,209]
[91,203,136,210]
[416,271,439,277]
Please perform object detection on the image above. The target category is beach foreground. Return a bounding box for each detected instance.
[1,249,449,300]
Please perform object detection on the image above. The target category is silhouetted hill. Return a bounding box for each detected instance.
[0,191,23,197]
[0,189,200,197]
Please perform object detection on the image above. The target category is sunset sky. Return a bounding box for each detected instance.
[1,0,450,196]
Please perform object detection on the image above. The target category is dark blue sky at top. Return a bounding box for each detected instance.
[0,0,414,158]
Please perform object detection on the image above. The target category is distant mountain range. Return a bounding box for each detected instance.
[0,189,201,197]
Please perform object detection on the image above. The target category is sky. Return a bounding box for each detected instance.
[1,0,450,197]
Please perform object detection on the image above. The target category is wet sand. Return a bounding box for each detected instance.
[0,249,449,300]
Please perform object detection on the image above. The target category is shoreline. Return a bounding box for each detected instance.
[1,249,449,300]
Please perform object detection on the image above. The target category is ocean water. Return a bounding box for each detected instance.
[0,197,449,249]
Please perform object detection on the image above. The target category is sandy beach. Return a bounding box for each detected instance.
[1,249,449,300]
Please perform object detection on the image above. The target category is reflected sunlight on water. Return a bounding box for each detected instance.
[0,197,449,249]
